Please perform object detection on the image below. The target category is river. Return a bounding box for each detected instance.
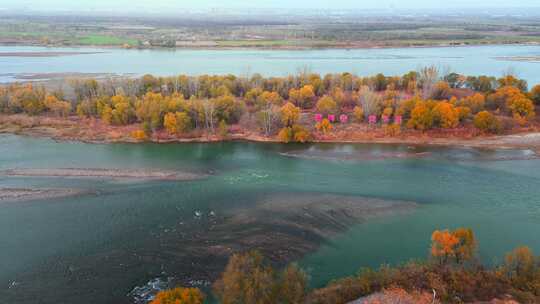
[1,134,540,303]
[1,45,540,84]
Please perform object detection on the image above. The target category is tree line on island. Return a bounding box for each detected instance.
[150,228,540,304]
[0,67,538,142]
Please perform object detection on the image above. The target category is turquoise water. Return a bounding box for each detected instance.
[1,134,540,303]
[2,45,540,84]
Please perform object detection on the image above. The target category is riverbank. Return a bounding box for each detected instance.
[1,114,539,154]
[2,40,539,52]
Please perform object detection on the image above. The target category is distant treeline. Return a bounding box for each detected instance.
[1,68,538,141]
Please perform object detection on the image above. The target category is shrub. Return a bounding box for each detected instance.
[474,111,502,134]
[278,125,310,143]
[353,106,364,122]
[432,102,459,129]
[316,118,333,133]
[213,251,307,304]
[316,95,338,115]
[131,130,147,141]
[407,100,434,130]
[530,84,540,105]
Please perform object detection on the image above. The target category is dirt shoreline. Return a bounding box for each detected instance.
[1,168,207,181]
[2,114,540,154]
[3,123,540,155]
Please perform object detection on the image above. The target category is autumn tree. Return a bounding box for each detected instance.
[257,91,283,108]
[455,106,471,122]
[17,84,46,115]
[110,95,133,125]
[278,125,310,143]
[431,228,477,265]
[407,100,434,130]
[474,111,502,134]
[418,65,440,99]
[458,93,486,114]
[501,246,540,293]
[213,251,276,304]
[245,88,262,106]
[497,74,528,92]
[213,251,307,304]
[452,228,477,264]
[280,102,300,127]
[316,118,333,134]
[131,129,147,141]
[277,264,307,304]
[213,95,245,124]
[431,81,451,100]
[289,85,315,108]
[358,86,381,118]
[101,105,113,124]
[136,92,168,130]
[76,99,97,118]
[218,120,228,137]
[507,95,535,121]
[256,104,281,136]
[175,112,192,134]
[353,106,364,122]
[163,112,178,134]
[465,75,496,93]
[316,96,338,115]
[431,229,459,265]
[44,95,71,117]
[150,287,205,304]
[432,102,459,129]
[486,86,523,112]
[530,84,540,105]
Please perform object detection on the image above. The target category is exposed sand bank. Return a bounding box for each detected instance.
[1,168,207,181]
[0,188,87,203]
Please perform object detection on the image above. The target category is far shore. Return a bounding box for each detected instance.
[1,41,538,52]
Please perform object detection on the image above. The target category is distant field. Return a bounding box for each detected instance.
[2,14,540,49]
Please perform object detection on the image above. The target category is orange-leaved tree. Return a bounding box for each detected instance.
[150,287,205,304]
[431,227,476,265]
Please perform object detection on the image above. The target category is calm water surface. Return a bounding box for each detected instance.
[1,134,540,303]
[2,45,540,84]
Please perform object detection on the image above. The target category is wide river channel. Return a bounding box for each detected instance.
[1,134,540,303]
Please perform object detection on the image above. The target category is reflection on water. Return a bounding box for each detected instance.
[281,144,537,162]
[1,134,540,303]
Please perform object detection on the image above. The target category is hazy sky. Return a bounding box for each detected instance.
[2,0,540,12]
